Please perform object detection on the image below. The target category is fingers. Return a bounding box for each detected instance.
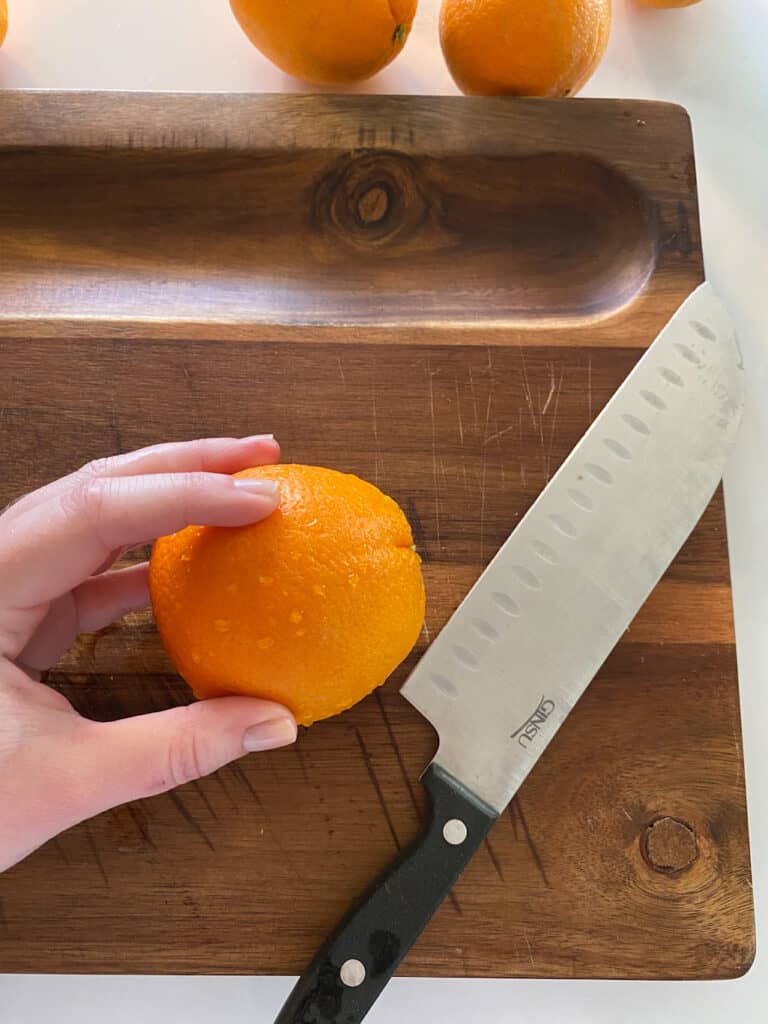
[18,563,150,671]
[0,472,280,611]
[75,562,150,632]
[0,692,296,871]
[71,698,297,820]
[2,435,280,523]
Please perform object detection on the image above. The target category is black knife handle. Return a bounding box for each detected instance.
[274,763,497,1024]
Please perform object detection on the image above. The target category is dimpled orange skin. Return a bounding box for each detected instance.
[149,465,425,727]
[229,0,418,85]
[440,0,611,98]
[0,1,7,48]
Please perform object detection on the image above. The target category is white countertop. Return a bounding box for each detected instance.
[1,1,766,1021]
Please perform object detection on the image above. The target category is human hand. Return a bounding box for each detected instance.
[0,436,297,871]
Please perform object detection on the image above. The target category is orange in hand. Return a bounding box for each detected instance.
[440,0,611,98]
[0,1,7,48]
[229,0,418,85]
[150,464,425,727]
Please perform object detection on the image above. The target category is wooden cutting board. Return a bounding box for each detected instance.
[0,93,754,978]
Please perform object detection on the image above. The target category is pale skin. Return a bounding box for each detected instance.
[0,436,297,872]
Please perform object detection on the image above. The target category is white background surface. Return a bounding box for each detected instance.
[1,1,766,1021]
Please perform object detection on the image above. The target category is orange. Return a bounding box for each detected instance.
[440,0,611,97]
[0,1,7,48]
[149,464,425,727]
[229,0,418,85]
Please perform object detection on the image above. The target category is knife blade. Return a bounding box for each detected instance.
[275,283,744,1024]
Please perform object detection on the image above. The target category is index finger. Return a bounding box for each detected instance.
[0,471,281,611]
[2,435,279,523]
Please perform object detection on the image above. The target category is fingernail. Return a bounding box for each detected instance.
[234,478,280,496]
[242,434,275,443]
[243,717,297,752]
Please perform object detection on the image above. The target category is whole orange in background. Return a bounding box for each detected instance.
[150,465,425,727]
[440,0,611,97]
[0,0,7,48]
[230,0,418,85]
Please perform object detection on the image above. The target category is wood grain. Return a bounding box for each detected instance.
[0,92,753,979]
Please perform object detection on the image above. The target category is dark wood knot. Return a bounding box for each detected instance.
[312,151,429,251]
[356,185,390,226]
[641,817,698,875]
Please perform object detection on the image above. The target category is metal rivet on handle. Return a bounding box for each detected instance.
[340,958,366,987]
[443,819,468,846]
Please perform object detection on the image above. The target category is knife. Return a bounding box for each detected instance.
[275,283,744,1024]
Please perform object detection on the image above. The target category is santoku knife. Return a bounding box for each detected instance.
[275,283,744,1024]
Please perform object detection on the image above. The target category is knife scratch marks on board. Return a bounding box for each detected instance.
[374,690,419,812]
[520,350,537,433]
[230,762,258,802]
[448,889,463,915]
[536,381,547,451]
[514,797,551,888]
[484,838,505,882]
[483,351,495,445]
[484,424,516,447]
[263,750,284,788]
[454,375,469,491]
[127,803,157,850]
[731,721,742,762]
[543,363,565,484]
[354,727,400,854]
[231,765,301,877]
[468,368,479,434]
[52,836,71,866]
[453,376,464,447]
[336,354,347,389]
[167,791,215,852]
[295,743,312,787]
[508,800,520,839]
[523,930,535,967]
[478,361,495,562]
[109,416,125,458]
[213,770,239,813]
[84,822,109,887]
[427,363,442,553]
[371,692,462,916]
[191,779,219,821]
[541,363,557,418]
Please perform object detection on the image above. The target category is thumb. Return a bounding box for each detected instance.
[73,697,297,818]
